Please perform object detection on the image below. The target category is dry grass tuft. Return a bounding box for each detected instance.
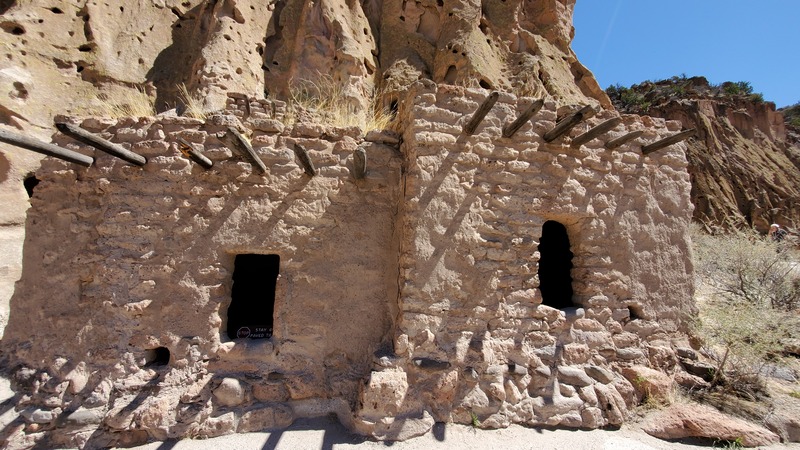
[177,83,207,120]
[94,87,156,118]
[286,74,393,132]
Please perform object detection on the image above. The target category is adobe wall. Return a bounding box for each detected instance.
[352,83,696,437]
[1,85,697,447]
[1,95,402,448]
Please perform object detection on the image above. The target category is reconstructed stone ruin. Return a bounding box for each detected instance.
[0,0,607,361]
[0,82,697,448]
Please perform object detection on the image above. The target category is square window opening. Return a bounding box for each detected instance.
[226,254,279,340]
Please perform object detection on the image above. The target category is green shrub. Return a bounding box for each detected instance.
[722,81,754,96]
[692,225,800,310]
[782,102,800,127]
[607,83,651,111]
[691,225,800,395]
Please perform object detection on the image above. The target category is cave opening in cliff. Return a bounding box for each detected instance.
[537,220,575,309]
[226,254,279,340]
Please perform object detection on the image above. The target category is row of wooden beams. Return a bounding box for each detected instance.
[543,105,596,142]
[220,127,267,174]
[178,138,213,169]
[503,99,544,138]
[571,117,622,148]
[0,100,694,176]
[56,122,147,166]
[0,128,94,167]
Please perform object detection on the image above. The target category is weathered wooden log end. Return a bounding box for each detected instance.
[570,117,622,148]
[0,128,93,167]
[293,143,317,177]
[223,126,267,174]
[55,122,146,166]
[502,99,544,138]
[178,138,213,170]
[641,129,696,155]
[543,105,596,143]
[462,91,500,135]
[605,130,644,149]
[352,147,367,180]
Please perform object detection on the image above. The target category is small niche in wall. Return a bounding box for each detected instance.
[23,173,39,198]
[226,254,279,340]
[145,347,170,366]
[537,220,575,309]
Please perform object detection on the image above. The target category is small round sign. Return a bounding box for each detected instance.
[236,326,251,339]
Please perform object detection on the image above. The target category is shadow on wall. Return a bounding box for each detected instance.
[0,0,14,14]
[146,2,220,111]
[261,0,286,98]
[0,152,9,184]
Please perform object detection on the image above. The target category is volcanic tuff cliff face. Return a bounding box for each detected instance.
[0,0,608,128]
[608,77,800,232]
[0,0,609,337]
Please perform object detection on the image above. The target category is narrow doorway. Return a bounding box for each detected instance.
[537,221,575,309]
[227,254,280,340]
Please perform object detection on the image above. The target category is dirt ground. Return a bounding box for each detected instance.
[0,378,800,450]
[2,374,800,450]
[116,415,800,450]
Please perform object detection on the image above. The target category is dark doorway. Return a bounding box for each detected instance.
[227,254,279,340]
[537,221,575,309]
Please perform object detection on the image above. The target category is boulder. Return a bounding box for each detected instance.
[357,371,408,419]
[237,404,293,433]
[621,365,673,404]
[642,403,780,447]
[370,411,435,441]
[213,378,246,407]
[556,366,593,387]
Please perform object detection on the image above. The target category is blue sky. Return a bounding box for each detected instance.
[572,1,800,108]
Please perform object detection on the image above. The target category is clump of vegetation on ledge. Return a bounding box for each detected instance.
[606,75,766,113]
[781,102,800,128]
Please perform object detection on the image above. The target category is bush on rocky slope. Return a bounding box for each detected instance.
[606,75,767,113]
[691,225,800,397]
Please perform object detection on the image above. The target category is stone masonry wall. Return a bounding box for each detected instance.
[352,83,696,437]
[1,83,697,447]
[1,95,402,448]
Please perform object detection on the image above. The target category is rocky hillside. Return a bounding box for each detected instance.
[607,76,800,232]
[781,102,800,146]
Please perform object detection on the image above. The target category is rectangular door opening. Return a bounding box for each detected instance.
[227,254,279,340]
